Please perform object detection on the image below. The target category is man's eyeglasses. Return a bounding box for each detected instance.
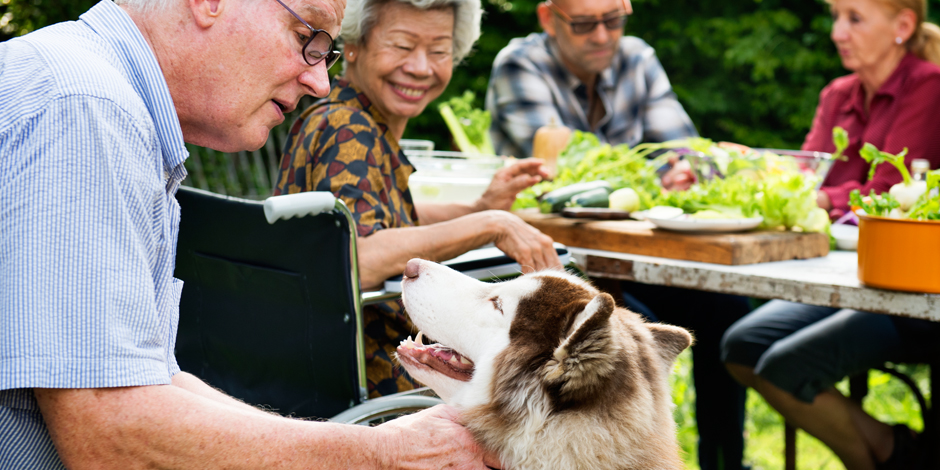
[545,0,630,35]
[274,0,342,69]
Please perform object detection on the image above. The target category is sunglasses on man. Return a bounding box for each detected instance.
[546,0,630,35]
[274,0,342,69]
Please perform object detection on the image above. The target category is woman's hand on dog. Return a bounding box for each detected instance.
[485,211,562,273]
[373,404,502,469]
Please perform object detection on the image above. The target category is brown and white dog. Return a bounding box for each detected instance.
[396,259,693,470]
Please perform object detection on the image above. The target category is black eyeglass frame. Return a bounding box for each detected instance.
[273,0,342,69]
[545,0,630,35]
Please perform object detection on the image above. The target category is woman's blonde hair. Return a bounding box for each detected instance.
[876,0,940,66]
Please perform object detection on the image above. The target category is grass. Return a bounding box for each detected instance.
[670,349,931,470]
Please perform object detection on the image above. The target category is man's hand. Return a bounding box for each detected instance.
[660,158,694,192]
[374,405,502,469]
[474,159,551,212]
[484,211,561,273]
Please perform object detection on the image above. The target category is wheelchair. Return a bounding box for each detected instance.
[173,186,441,425]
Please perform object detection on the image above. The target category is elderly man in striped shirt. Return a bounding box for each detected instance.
[0,0,497,469]
[485,2,753,470]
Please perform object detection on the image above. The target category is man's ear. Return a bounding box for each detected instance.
[536,3,557,37]
[190,0,225,28]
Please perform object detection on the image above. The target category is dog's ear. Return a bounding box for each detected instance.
[541,293,618,403]
[647,323,693,366]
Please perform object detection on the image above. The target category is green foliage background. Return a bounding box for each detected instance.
[10,0,939,179]
[1,3,934,467]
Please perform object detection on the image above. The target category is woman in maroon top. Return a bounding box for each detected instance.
[803,0,940,219]
[722,0,940,469]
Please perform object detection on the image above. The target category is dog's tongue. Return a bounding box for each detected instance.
[397,332,474,382]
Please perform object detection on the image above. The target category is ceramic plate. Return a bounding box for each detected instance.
[644,214,764,233]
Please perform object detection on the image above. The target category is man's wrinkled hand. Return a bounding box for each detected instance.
[661,158,694,192]
[374,404,502,469]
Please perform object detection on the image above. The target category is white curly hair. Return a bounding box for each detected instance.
[341,0,483,65]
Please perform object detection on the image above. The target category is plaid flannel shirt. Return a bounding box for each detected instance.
[485,32,698,159]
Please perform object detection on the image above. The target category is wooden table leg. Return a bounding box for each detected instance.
[785,423,797,470]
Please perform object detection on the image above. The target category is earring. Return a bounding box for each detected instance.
[896,37,903,44]
[348,52,354,57]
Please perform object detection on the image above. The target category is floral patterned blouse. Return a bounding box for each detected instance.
[274,78,420,397]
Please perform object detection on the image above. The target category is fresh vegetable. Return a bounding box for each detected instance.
[538,180,612,213]
[438,91,495,155]
[831,127,849,162]
[513,130,828,232]
[514,131,711,212]
[850,189,900,217]
[531,118,572,172]
[858,143,926,211]
[907,169,940,220]
[568,187,611,208]
[856,168,940,220]
[609,187,640,213]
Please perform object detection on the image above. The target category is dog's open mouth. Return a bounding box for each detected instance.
[397,331,474,382]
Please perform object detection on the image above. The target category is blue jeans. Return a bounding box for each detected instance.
[721,299,940,403]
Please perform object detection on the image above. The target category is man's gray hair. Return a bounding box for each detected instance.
[113,0,177,14]
[341,0,483,65]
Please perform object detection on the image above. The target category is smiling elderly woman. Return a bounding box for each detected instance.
[274,0,561,397]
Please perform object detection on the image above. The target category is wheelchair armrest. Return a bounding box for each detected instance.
[263,192,337,224]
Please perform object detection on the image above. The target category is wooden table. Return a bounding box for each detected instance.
[571,248,940,320]
[516,209,939,318]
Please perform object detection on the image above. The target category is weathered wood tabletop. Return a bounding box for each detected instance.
[516,209,829,265]
[569,248,940,321]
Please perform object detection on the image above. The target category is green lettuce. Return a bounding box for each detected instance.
[438,91,494,155]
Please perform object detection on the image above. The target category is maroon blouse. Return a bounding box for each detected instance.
[802,53,940,219]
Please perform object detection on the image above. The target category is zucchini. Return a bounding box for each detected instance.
[538,181,612,213]
[568,187,611,208]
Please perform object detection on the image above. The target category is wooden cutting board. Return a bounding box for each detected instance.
[517,209,830,265]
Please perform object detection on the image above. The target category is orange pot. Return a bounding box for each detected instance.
[857,214,940,294]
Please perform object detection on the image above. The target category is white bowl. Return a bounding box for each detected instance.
[830,223,859,251]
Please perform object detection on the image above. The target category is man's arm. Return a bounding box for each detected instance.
[34,384,494,470]
[171,371,279,415]
[486,53,566,159]
[639,49,699,143]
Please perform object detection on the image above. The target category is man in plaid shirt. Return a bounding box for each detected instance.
[485,0,698,159]
[486,2,753,470]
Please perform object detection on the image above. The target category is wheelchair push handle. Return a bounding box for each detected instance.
[263,192,338,224]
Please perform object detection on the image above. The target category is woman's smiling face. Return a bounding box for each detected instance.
[344,2,454,128]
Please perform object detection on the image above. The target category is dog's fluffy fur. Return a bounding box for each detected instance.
[396,260,693,470]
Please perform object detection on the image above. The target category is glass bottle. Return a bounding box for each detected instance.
[911,158,930,181]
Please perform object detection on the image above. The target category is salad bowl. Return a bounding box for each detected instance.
[683,148,834,189]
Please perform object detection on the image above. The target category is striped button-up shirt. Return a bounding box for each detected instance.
[485,32,698,159]
[0,1,188,466]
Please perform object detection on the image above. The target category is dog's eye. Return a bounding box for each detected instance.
[490,297,503,315]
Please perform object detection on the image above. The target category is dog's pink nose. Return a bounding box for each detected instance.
[404,259,421,279]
